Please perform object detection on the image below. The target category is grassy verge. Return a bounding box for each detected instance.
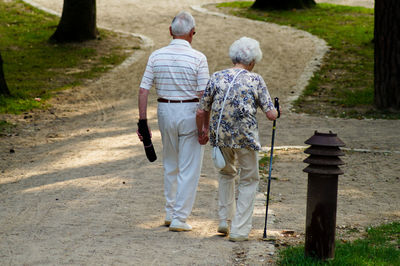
[215,2,399,119]
[278,222,400,265]
[0,0,138,117]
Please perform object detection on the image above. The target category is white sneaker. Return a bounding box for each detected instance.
[169,219,192,232]
[164,213,172,226]
[217,220,229,235]
[229,233,248,242]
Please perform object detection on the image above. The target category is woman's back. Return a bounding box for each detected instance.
[202,68,274,150]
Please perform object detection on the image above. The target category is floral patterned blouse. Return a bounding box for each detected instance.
[198,68,275,151]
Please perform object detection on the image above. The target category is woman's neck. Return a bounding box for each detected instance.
[233,62,253,71]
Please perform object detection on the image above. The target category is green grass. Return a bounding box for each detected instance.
[259,154,273,168]
[278,222,400,265]
[259,154,273,177]
[216,2,399,119]
[0,0,131,115]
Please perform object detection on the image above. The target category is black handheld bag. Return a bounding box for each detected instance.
[137,119,157,162]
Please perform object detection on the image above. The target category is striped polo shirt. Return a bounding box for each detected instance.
[140,39,209,100]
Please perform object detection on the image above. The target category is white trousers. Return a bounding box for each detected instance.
[158,102,204,222]
[218,147,259,237]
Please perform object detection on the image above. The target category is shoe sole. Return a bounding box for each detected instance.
[229,237,248,242]
[169,227,192,232]
[217,227,229,235]
[164,221,171,226]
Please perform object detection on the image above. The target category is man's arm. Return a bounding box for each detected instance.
[139,87,150,119]
[197,56,209,99]
[137,87,151,140]
[196,108,210,145]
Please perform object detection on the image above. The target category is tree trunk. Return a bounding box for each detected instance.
[252,0,316,10]
[374,0,400,110]
[0,52,10,96]
[50,0,97,43]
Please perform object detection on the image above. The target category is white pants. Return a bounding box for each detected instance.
[218,147,259,237]
[158,102,204,222]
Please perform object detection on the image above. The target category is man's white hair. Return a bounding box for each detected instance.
[171,11,195,36]
[229,37,263,65]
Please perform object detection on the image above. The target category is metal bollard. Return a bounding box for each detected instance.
[303,131,345,260]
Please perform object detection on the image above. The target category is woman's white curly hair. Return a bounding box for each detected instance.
[229,37,263,65]
[170,11,195,36]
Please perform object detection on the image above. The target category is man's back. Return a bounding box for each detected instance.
[140,39,209,100]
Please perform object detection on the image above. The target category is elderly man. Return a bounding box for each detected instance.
[138,11,209,231]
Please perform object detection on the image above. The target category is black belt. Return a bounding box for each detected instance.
[157,98,199,103]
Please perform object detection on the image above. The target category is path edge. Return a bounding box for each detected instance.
[191,4,330,111]
[22,0,155,69]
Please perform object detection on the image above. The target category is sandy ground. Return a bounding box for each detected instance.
[2,0,399,265]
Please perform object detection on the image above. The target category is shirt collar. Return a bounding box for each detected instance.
[170,39,191,47]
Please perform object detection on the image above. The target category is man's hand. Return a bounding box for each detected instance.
[196,109,210,145]
[137,127,152,142]
[198,128,209,145]
[137,119,157,162]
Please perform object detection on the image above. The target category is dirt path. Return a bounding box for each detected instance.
[2,0,398,265]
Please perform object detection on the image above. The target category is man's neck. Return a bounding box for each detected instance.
[173,35,191,44]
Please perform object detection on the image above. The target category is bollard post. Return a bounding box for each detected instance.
[303,131,345,260]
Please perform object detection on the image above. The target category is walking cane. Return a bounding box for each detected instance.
[263,97,280,239]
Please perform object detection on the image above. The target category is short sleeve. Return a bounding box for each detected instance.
[197,55,210,92]
[257,75,275,113]
[139,54,154,90]
[198,77,215,112]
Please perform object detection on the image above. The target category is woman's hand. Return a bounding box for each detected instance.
[266,108,279,121]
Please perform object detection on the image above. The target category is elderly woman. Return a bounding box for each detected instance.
[196,37,278,242]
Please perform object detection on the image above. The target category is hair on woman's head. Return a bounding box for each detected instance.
[229,37,262,65]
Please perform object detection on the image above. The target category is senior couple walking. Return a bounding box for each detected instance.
[137,11,278,242]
